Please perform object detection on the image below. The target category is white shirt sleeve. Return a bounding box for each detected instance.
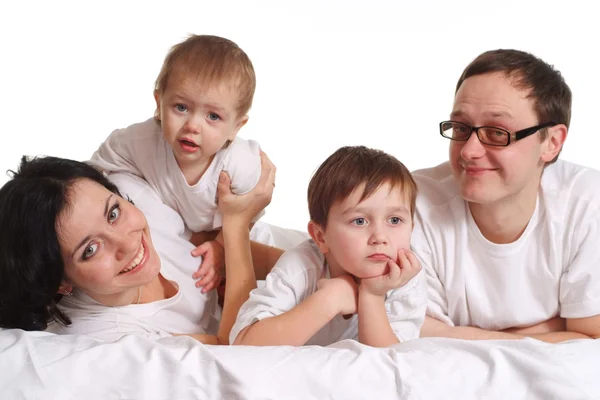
[88,124,147,177]
[229,241,322,343]
[386,269,428,341]
[212,138,263,230]
[560,216,600,318]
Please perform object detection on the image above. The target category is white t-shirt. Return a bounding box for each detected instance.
[411,160,600,330]
[230,239,427,346]
[46,172,220,341]
[88,117,263,233]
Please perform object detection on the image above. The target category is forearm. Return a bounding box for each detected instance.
[358,291,399,347]
[172,333,221,345]
[189,230,219,247]
[250,241,284,280]
[423,317,592,343]
[218,218,257,344]
[235,291,337,346]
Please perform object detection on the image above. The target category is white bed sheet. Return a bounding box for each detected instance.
[1,223,599,399]
[0,330,598,399]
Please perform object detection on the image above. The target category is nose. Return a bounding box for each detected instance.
[112,229,141,262]
[459,130,486,160]
[368,224,388,246]
[184,113,203,134]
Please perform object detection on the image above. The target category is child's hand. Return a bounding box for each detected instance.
[191,239,224,293]
[317,275,359,316]
[360,249,421,296]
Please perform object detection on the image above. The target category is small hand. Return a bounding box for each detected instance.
[360,249,422,296]
[191,240,224,293]
[317,274,359,316]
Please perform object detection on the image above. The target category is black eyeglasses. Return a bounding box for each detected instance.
[439,121,557,146]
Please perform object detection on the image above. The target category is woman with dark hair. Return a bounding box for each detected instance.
[0,152,276,344]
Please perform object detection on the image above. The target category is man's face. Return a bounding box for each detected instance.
[448,72,552,206]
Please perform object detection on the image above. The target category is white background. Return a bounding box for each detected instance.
[1,0,598,232]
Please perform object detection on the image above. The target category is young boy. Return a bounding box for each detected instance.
[230,146,427,347]
[88,35,282,294]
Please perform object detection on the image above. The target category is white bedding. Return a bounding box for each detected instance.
[1,223,599,399]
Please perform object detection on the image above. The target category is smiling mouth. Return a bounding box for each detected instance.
[119,240,146,275]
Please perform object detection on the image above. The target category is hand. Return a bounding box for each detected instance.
[317,275,359,316]
[502,316,566,335]
[217,151,276,224]
[191,240,224,293]
[360,249,422,296]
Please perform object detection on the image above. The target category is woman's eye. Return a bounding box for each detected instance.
[83,243,98,260]
[388,216,402,225]
[352,218,367,226]
[208,113,220,121]
[175,104,187,112]
[108,205,121,223]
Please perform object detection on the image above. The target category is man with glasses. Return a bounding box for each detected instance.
[412,49,600,342]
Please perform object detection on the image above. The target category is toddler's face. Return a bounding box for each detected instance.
[155,72,248,175]
[318,182,413,279]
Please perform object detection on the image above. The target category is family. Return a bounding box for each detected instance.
[0,34,598,346]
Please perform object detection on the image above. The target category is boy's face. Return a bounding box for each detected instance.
[310,182,413,279]
[154,71,248,172]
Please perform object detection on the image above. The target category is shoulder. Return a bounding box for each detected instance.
[107,118,162,143]
[271,239,325,281]
[220,138,262,194]
[543,160,600,202]
[412,161,460,207]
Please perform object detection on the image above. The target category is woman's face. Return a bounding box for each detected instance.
[57,179,161,305]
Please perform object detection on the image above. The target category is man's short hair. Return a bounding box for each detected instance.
[456,49,572,163]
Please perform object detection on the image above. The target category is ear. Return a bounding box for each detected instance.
[57,281,73,296]
[228,115,249,141]
[153,90,162,121]
[307,221,329,254]
[541,124,567,163]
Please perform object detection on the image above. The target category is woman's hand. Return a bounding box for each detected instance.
[217,151,276,225]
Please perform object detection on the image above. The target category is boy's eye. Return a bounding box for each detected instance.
[175,104,187,112]
[208,113,220,121]
[352,218,367,226]
[388,216,402,225]
[108,204,121,223]
[83,243,98,260]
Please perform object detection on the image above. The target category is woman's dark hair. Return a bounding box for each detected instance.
[0,155,122,331]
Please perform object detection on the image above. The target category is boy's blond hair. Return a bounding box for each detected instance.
[307,146,417,229]
[154,34,256,120]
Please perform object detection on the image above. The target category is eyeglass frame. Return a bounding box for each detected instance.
[439,120,557,147]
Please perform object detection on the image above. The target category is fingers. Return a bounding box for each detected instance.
[201,274,221,294]
[397,249,421,275]
[192,246,213,279]
[217,171,232,198]
[191,242,209,257]
[195,266,217,289]
[386,258,402,281]
[404,250,422,273]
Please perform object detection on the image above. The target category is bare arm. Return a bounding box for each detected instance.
[234,289,339,346]
[212,151,276,344]
[358,290,399,347]
[421,316,597,343]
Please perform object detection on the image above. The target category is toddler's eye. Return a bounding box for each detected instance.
[176,104,187,112]
[208,113,220,121]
